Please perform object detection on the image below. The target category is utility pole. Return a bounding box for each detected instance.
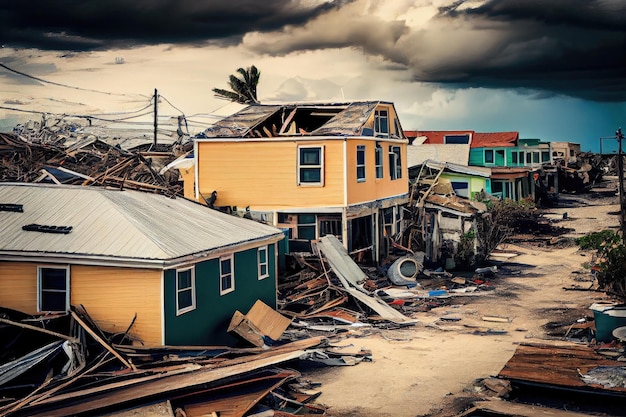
[153,88,158,147]
[618,128,626,242]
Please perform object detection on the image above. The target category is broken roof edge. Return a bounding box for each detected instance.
[424,159,491,177]
[257,99,389,108]
[193,135,408,144]
[0,232,285,270]
[423,201,479,217]
[198,100,408,140]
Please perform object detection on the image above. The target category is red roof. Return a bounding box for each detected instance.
[471,132,519,148]
[416,131,474,144]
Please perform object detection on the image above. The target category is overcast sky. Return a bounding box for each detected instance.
[1,0,625,151]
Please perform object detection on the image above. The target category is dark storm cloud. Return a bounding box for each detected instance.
[0,0,347,50]
[432,0,626,101]
[1,0,624,102]
[244,0,626,102]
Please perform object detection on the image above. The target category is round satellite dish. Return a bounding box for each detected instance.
[612,326,626,341]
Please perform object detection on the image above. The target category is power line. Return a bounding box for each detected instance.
[0,62,150,99]
[159,94,186,116]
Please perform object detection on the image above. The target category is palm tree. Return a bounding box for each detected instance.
[212,65,260,104]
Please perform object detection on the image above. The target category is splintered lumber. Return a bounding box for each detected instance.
[180,370,297,417]
[15,337,327,417]
[98,400,174,417]
[70,311,136,371]
[0,318,77,342]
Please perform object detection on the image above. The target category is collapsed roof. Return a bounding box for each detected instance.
[197,101,405,139]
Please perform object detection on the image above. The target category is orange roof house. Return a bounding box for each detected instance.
[471,132,519,148]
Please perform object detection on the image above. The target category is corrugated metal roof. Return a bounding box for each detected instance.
[0,183,283,264]
[406,144,471,167]
[471,132,519,148]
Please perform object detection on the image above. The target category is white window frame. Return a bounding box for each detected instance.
[356,145,366,182]
[375,143,384,179]
[220,255,235,295]
[37,265,70,313]
[374,109,389,137]
[297,145,324,187]
[258,246,269,280]
[176,266,196,315]
[389,145,402,180]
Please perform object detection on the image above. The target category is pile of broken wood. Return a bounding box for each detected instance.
[277,235,499,338]
[1,123,185,197]
[0,302,371,417]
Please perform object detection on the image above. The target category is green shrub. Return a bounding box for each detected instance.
[578,230,626,301]
[576,230,621,250]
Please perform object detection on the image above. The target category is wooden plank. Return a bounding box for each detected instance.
[98,400,174,417]
[20,337,326,417]
[70,311,136,371]
[182,371,295,417]
[0,318,77,342]
[279,108,297,134]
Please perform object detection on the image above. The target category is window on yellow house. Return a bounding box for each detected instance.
[389,145,402,180]
[374,110,389,137]
[38,266,69,312]
[298,146,324,186]
[357,145,366,182]
[375,143,384,179]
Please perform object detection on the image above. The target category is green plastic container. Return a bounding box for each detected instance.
[590,303,626,343]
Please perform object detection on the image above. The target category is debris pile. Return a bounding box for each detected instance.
[277,235,502,338]
[0,303,374,417]
[1,121,186,197]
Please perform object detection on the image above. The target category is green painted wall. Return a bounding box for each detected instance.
[441,173,491,200]
[163,244,277,346]
[470,147,506,166]
[468,149,483,166]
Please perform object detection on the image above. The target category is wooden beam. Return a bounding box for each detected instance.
[0,318,77,342]
[70,311,136,371]
[21,337,326,417]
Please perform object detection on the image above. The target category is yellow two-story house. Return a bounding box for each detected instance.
[182,101,409,264]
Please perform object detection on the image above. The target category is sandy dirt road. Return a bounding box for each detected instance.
[305,192,621,417]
